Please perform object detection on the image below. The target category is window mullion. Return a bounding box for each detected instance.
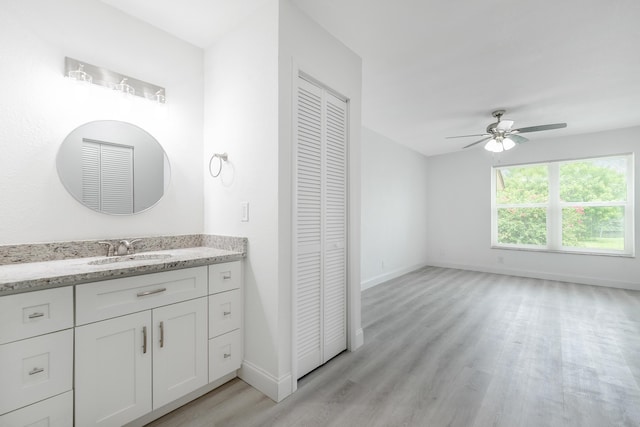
[547,163,560,250]
[625,154,635,254]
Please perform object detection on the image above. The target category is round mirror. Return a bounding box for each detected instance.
[57,120,170,215]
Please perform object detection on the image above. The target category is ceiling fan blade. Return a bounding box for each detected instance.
[463,136,492,149]
[513,123,567,133]
[446,133,489,139]
[497,120,514,131]
[508,134,529,144]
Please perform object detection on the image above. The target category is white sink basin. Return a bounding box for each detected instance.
[88,253,173,265]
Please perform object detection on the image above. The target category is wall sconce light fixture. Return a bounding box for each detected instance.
[67,63,93,84]
[114,78,135,96]
[65,57,166,103]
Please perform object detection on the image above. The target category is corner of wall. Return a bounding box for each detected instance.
[239,361,292,402]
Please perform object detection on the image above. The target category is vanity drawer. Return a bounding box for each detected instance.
[0,287,73,345]
[76,266,207,325]
[209,261,241,294]
[209,289,241,338]
[0,390,73,427]
[0,329,73,415]
[209,329,242,383]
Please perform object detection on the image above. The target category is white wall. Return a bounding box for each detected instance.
[0,0,204,244]
[426,126,640,290]
[202,0,281,399]
[279,0,363,396]
[361,127,429,289]
[203,0,362,402]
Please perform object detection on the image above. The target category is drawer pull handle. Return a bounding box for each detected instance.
[137,288,167,297]
[222,272,231,280]
[28,312,45,319]
[29,367,44,375]
[159,321,165,348]
[143,326,148,354]
[223,311,231,316]
[223,353,231,359]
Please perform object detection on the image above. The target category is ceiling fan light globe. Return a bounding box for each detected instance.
[484,139,503,152]
[502,137,516,150]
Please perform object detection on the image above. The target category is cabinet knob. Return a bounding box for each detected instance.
[222,272,232,280]
[223,353,231,359]
[223,311,231,316]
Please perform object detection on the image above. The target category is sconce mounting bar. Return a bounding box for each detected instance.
[65,57,166,103]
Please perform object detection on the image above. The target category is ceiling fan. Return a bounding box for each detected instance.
[447,110,567,152]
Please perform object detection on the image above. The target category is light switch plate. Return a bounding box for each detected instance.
[241,202,249,222]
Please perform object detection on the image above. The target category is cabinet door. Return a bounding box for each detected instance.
[0,287,73,345]
[209,289,241,338]
[0,330,73,415]
[209,329,242,383]
[76,267,208,325]
[75,311,152,427]
[152,298,208,408]
[0,390,72,427]
[208,262,241,294]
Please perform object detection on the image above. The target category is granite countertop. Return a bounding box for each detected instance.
[0,246,244,296]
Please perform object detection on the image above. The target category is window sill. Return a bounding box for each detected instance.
[491,245,635,258]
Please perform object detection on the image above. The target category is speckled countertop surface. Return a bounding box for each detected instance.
[0,246,244,295]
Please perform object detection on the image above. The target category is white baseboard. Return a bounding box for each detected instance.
[361,262,430,291]
[238,360,292,403]
[427,260,640,292]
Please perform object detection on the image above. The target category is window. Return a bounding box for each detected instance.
[492,154,634,256]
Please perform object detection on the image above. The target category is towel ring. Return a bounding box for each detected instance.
[209,153,228,178]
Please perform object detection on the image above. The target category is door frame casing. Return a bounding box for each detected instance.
[290,66,356,393]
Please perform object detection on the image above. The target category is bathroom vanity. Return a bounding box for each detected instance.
[0,239,245,427]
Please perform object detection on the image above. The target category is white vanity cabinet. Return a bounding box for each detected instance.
[0,287,74,427]
[208,262,243,382]
[0,256,244,427]
[75,267,209,427]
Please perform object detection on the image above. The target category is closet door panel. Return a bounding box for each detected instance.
[295,79,324,378]
[323,93,347,362]
[296,251,322,378]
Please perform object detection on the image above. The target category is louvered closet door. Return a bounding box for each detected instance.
[100,144,134,214]
[81,140,134,214]
[82,142,101,211]
[322,91,347,363]
[295,76,347,379]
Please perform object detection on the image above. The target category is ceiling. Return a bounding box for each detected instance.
[101,0,640,156]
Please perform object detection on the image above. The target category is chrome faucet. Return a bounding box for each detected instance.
[98,241,115,257]
[116,239,141,256]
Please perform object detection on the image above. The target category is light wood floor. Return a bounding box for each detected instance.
[147,267,640,427]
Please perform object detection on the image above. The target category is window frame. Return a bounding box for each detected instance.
[491,153,635,257]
